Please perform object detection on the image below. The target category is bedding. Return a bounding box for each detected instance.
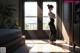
[0,29,22,45]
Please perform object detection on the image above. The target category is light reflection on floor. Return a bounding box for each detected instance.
[14,40,80,53]
[26,40,70,53]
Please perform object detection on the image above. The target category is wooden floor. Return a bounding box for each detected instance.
[13,40,80,53]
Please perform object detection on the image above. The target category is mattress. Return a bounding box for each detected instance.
[0,29,22,45]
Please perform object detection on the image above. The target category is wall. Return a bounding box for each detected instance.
[57,0,63,40]
[62,2,73,44]
[0,0,19,20]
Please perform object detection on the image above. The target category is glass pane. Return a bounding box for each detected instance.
[24,2,37,30]
[43,2,57,30]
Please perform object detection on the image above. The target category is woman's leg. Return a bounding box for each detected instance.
[48,23,53,43]
[50,29,54,41]
[49,22,56,41]
[48,20,56,43]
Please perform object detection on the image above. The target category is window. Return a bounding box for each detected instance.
[24,2,37,30]
[43,2,57,30]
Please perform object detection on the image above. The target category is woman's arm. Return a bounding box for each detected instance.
[49,12,55,19]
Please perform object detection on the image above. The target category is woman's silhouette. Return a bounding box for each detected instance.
[47,4,56,44]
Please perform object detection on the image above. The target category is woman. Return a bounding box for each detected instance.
[47,4,56,44]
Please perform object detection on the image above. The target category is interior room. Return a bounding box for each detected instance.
[0,0,80,53]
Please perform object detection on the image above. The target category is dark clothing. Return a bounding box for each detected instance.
[48,18,56,41]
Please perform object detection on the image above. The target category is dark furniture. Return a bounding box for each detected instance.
[73,3,80,51]
[0,29,25,53]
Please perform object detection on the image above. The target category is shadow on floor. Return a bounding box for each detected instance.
[13,44,30,53]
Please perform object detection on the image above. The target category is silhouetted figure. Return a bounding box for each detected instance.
[47,4,56,44]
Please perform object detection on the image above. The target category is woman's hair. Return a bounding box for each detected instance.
[47,4,54,9]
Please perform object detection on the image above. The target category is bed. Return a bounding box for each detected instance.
[0,29,22,45]
[0,29,25,53]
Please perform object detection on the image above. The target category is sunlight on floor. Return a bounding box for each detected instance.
[13,39,80,53]
[26,40,70,53]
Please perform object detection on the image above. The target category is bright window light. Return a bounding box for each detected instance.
[24,2,37,30]
[43,2,57,30]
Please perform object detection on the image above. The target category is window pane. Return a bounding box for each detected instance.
[43,2,57,30]
[24,2,37,30]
